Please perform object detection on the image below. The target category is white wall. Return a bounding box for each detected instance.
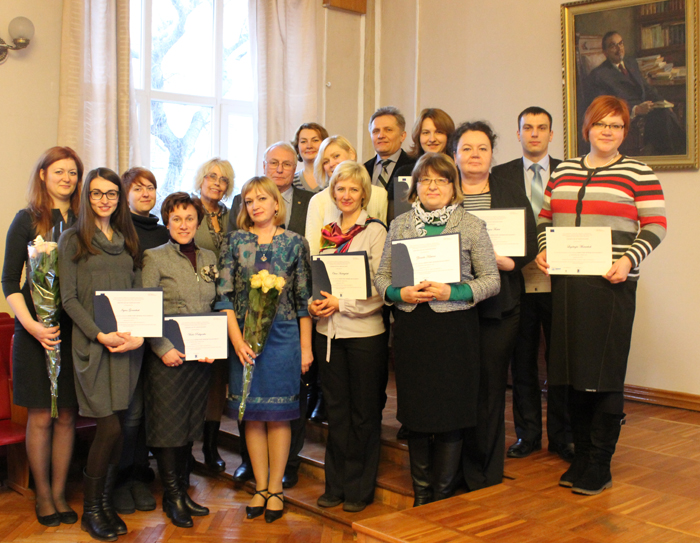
[0,1,64,314]
[375,0,700,395]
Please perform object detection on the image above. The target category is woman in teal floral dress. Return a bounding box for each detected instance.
[215,176,312,523]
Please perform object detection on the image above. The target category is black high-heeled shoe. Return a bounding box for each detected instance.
[245,489,268,519]
[265,492,284,523]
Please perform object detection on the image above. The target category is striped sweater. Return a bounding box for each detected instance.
[536,156,666,280]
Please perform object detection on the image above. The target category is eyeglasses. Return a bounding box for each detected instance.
[266,159,295,171]
[204,172,229,186]
[592,122,625,132]
[417,177,450,187]
[89,189,120,201]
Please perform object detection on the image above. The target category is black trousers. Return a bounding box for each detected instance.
[317,332,388,504]
[510,292,571,446]
[463,307,520,491]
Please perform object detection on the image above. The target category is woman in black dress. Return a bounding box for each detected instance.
[2,147,83,526]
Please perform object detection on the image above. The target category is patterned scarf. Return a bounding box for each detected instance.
[412,199,458,237]
[320,216,384,253]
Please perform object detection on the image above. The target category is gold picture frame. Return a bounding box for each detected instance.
[562,0,699,169]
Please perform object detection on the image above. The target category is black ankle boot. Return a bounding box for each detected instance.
[432,438,463,501]
[81,470,118,542]
[156,447,193,528]
[408,435,433,507]
[202,421,226,472]
[310,390,327,422]
[572,413,625,495]
[177,446,209,516]
[102,464,127,535]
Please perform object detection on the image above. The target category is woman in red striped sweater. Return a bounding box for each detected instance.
[535,95,666,496]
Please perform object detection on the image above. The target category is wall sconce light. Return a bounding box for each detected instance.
[0,17,35,65]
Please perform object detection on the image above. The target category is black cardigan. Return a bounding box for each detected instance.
[473,174,537,320]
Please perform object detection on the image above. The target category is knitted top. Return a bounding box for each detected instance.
[536,155,666,280]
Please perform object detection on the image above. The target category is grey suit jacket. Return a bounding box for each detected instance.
[228,186,312,237]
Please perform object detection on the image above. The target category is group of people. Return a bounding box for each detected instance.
[2,94,666,540]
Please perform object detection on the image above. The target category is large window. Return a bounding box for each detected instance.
[130,0,255,211]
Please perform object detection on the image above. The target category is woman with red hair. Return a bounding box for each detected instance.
[535,95,666,495]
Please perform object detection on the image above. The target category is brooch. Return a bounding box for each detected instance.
[200,264,219,283]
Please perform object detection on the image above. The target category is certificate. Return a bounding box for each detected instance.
[163,313,228,361]
[311,251,371,300]
[393,176,413,217]
[468,208,527,257]
[522,260,551,293]
[94,288,163,337]
[546,227,612,275]
[391,233,461,288]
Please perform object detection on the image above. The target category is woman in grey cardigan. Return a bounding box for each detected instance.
[59,168,144,542]
[374,153,500,506]
[141,193,217,528]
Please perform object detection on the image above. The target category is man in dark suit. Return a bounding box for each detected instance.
[228,142,312,235]
[228,141,312,489]
[492,107,573,462]
[587,31,685,155]
[362,106,415,223]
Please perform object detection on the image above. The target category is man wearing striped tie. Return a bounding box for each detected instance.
[491,107,573,463]
[363,106,415,223]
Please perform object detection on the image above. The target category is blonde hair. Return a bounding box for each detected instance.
[313,136,358,188]
[328,161,372,210]
[193,158,234,199]
[236,176,287,230]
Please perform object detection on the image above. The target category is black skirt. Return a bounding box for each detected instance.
[549,275,637,392]
[143,349,212,447]
[393,304,479,433]
[12,312,78,409]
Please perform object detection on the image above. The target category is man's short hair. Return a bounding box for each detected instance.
[517,107,553,130]
[263,141,297,162]
[368,106,406,132]
[602,31,620,51]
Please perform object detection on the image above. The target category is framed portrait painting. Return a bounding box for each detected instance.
[561,0,699,169]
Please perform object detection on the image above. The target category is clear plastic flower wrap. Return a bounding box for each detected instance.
[238,270,285,421]
[26,231,62,417]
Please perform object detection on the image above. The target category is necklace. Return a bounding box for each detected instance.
[585,152,620,169]
[257,226,279,261]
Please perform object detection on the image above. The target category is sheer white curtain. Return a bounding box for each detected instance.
[249,0,318,170]
[58,0,132,173]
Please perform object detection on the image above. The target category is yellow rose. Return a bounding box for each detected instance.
[250,275,263,289]
[258,269,270,278]
[274,276,285,292]
[262,275,276,293]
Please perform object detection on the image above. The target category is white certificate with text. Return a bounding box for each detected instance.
[94,289,163,337]
[468,208,527,257]
[312,252,370,300]
[391,233,461,287]
[163,313,228,361]
[546,227,612,275]
[522,260,551,293]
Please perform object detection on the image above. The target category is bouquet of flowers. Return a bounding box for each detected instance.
[238,269,285,421]
[27,234,62,418]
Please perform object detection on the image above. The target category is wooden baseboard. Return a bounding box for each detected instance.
[624,384,700,412]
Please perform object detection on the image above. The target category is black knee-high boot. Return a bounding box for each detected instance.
[156,447,193,528]
[82,470,118,542]
[572,412,625,495]
[559,393,593,488]
[432,438,463,501]
[202,421,226,472]
[408,435,433,507]
[102,464,127,535]
[177,445,209,516]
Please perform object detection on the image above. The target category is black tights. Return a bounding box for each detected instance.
[86,413,124,478]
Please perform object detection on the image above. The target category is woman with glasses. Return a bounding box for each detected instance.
[2,147,82,527]
[535,96,666,495]
[451,121,538,492]
[291,122,329,193]
[374,153,500,506]
[58,168,143,541]
[193,158,235,473]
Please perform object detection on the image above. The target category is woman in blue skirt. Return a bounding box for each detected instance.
[215,176,312,523]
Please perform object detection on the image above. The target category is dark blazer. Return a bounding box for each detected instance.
[491,156,562,193]
[473,174,538,320]
[364,149,415,223]
[228,186,313,237]
[586,58,660,108]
